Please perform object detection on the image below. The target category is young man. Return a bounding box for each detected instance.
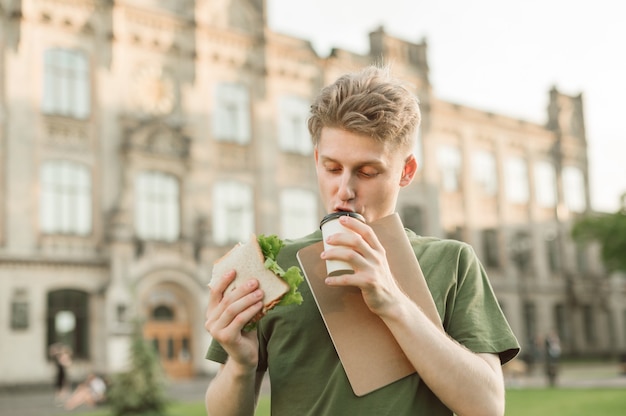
[205,66,519,415]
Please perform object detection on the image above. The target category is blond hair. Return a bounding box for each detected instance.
[308,65,421,151]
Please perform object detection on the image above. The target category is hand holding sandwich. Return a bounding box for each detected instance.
[205,269,263,369]
[205,235,304,367]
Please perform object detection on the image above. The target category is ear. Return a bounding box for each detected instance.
[399,154,418,187]
[314,147,319,164]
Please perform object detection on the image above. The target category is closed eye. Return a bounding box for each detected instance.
[359,169,379,178]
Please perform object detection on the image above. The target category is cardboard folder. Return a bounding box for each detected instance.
[296,213,443,396]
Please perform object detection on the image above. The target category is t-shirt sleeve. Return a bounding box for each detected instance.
[445,243,520,364]
[206,338,228,364]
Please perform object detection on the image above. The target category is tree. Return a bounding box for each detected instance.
[107,320,169,416]
[571,196,626,274]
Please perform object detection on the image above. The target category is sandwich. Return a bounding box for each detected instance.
[210,234,304,331]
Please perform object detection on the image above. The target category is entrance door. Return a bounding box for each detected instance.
[143,305,193,379]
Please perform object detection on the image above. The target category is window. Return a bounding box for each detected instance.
[402,205,424,235]
[135,171,180,242]
[213,83,250,144]
[576,244,588,274]
[482,228,500,268]
[473,150,498,196]
[563,166,586,212]
[116,304,128,323]
[582,305,595,346]
[554,303,567,346]
[523,301,537,345]
[437,145,462,192]
[40,160,92,235]
[43,48,90,119]
[11,289,29,330]
[280,188,317,239]
[534,161,557,207]
[213,181,254,245]
[152,305,175,321]
[278,96,312,155]
[446,226,464,242]
[505,156,529,203]
[413,127,423,167]
[545,233,561,272]
[47,290,89,358]
[623,310,626,349]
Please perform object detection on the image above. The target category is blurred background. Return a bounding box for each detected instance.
[0,0,624,391]
[270,0,626,213]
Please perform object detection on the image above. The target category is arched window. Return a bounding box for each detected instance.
[152,305,175,321]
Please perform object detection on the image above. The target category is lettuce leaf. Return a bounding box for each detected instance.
[257,234,284,261]
[242,235,304,331]
[279,266,304,306]
[256,235,304,306]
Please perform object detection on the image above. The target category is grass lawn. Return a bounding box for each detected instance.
[73,388,626,416]
[505,388,626,416]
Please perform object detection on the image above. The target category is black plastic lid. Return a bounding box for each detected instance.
[320,211,366,228]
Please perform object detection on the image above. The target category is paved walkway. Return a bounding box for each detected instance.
[0,376,215,416]
[1,363,623,416]
[504,361,626,389]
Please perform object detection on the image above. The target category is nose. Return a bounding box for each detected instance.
[338,173,355,202]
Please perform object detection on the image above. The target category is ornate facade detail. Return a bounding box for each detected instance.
[215,142,253,171]
[34,0,98,32]
[118,3,193,53]
[44,115,90,145]
[132,64,176,116]
[121,117,190,160]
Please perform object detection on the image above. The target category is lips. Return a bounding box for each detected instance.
[333,206,356,213]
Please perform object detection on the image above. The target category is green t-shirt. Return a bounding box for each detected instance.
[207,230,520,415]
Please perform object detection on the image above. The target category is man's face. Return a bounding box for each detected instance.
[314,127,417,224]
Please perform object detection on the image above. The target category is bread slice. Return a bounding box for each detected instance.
[210,234,290,321]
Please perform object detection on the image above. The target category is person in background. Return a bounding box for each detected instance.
[204,65,520,415]
[49,343,72,403]
[64,372,107,410]
[544,331,562,387]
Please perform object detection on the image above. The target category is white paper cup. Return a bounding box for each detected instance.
[320,212,366,276]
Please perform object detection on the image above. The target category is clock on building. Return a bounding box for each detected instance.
[133,65,175,115]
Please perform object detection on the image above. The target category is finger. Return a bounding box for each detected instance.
[206,272,256,327]
[206,270,237,323]
[321,244,364,270]
[323,231,378,271]
[324,226,365,254]
[208,269,237,301]
[337,215,384,252]
[208,284,264,333]
[222,289,264,326]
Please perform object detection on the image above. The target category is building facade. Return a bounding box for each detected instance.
[1,0,624,385]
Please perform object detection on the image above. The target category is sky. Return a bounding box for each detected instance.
[268,0,626,213]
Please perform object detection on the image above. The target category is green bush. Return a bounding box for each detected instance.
[106,322,169,416]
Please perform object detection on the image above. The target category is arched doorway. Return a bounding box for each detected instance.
[46,290,89,359]
[142,284,193,379]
